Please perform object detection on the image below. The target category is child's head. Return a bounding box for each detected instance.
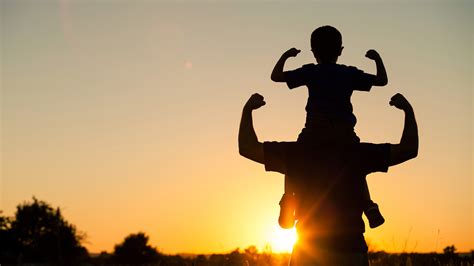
[310,25,343,63]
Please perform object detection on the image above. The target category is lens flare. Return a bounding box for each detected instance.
[270,225,298,253]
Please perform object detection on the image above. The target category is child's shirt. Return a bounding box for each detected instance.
[285,63,374,128]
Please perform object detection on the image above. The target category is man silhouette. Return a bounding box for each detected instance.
[238,93,418,266]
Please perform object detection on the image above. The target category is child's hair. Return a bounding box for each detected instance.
[310,25,342,63]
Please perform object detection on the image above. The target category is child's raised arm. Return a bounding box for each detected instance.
[366,49,388,86]
[271,48,301,82]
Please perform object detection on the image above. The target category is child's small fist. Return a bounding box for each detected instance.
[365,49,380,60]
[244,93,266,111]
[284,48,301,58]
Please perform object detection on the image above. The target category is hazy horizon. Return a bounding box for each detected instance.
[1,0,472,254]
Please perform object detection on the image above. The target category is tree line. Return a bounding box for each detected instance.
[0,197,289,265]
[1,197,472,266]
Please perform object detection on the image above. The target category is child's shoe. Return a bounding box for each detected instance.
[278,193,296,229]
[365,203,385,228]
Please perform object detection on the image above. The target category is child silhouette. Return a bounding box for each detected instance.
[271,25,388,229]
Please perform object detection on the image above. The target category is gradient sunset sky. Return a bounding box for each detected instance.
[1,0,472,254]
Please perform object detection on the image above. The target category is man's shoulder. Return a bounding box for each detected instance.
[263,141,323,161]
[265,141,389,152]
[357,142,391,150]
[264,140,297,146]
[302,63,317,68]
[263,141,300,174]
[347,142,390,156]
[351,142,392,173]
[263,141,301,153]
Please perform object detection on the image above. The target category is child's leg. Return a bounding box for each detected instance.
[362,179,385,229]
[279,174,296,229]
[362,178,372,205]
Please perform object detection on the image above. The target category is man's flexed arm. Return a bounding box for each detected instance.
[389,93,419,166]
[238,94,266,164]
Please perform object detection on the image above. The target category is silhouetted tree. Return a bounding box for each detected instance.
[194,254,208,266]
[112,232,161,264]
[244,245,259,265]
[227,248,244,266]
[0,211,20,263]
[441,244,458,264]
[208,253,226,266]
[443,245,457,255]
[163,254,189,266]
[8,197,88,264]
[93,251,113,265]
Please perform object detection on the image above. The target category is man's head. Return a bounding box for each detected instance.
[310,25,343,63]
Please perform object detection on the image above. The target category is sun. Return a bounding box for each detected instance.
[270,225,298,253]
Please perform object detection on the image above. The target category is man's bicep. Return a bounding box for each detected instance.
[253,143,264,164]
[241,142,264,165]
[360,143,390,173]
[389,144,411,166]
[263,142,289,174]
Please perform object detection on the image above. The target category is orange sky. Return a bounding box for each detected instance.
[1,1,472,253]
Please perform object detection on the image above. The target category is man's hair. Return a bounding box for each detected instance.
[311,25,342,62]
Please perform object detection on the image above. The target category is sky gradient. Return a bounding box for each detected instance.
[1,0,473,254]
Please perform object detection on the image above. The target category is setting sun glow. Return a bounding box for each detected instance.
[270,226,298,253]
[2,1,472,254]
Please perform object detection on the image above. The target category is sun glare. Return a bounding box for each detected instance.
[270,225,298,253]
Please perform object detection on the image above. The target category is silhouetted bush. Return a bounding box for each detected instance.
[112,232,162,264]
[368,247,474,266]
[0,197,88,265]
